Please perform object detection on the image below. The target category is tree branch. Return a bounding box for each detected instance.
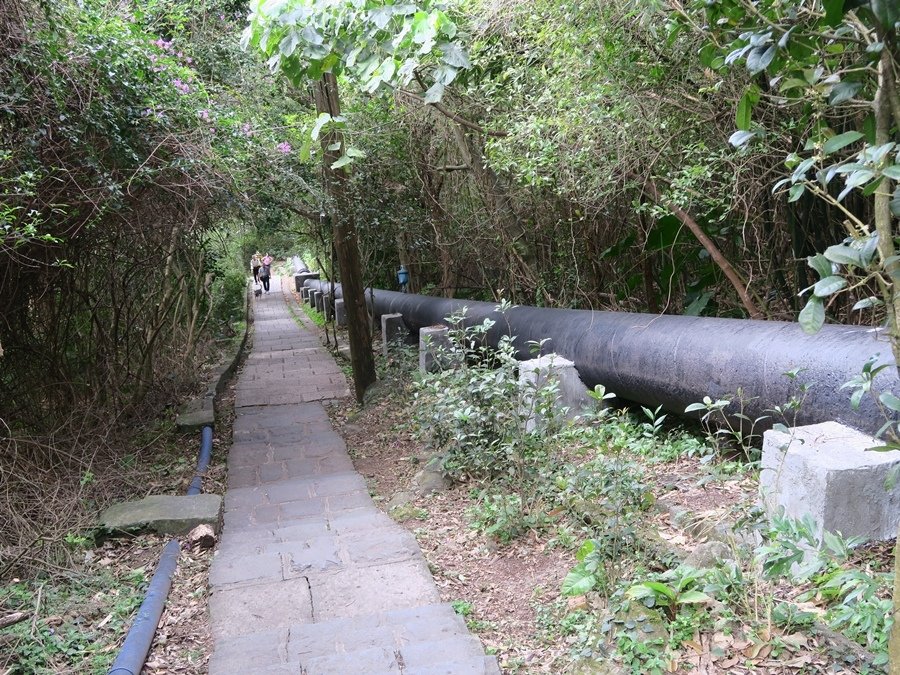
[397,88,508,137]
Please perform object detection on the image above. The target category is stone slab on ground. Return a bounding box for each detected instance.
[761,420,900,542]
[100,493,222,535]
[175,394,216,433]
[207,275,497,674]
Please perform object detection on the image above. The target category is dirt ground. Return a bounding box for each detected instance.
[331,382,575,673]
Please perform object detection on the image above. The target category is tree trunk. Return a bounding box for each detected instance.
[636,174,763,319]
[313,74,376,402]
[873,31,900,373]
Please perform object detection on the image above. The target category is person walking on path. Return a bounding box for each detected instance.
[250,251,262,283]
[259,253,272,293]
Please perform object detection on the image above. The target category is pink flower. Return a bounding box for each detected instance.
[199,109,210,121]
[276,142,292,154]
[242,122,253,136]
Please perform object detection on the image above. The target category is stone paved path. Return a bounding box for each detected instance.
[209,276,500,674]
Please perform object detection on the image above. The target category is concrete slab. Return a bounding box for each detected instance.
[209,577,314,639]
[419,325,457,372]
[176,406,215,432]
[761,421,900,542]
[308,559,441,621]
[100,493,222,535]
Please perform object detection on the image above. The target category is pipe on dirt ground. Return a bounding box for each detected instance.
[307,281,898,435]
[108,423,214,674]
[107,538,180,675]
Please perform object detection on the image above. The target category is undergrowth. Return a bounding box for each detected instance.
[402,313,892,672]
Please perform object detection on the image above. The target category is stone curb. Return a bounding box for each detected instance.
[176,283,253,432]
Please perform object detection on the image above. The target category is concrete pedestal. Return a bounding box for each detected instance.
[314,291,324,314]
[296,272,319,293]
[381,313,408,358]
[335,299,347,327]
[324,292,334,321]
[419,325,456,373]
[761,421,900,542]
[518,353,591,430]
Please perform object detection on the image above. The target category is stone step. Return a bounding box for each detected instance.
[209,603,479,673]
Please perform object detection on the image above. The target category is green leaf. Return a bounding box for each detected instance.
[812,275,846,297]
[310,112,332,141]
[879,392,900,412]
[345,146,367,158]
[729,130,755,148]
[562,566,596,596]
[824,244,863,267]
[822,0,845,26]
[823,131,864,155]
[423,81,445,103]
[828,81,861,105]
[298,133,314,162]
[736,92,752,131]
[788,183,805,202]
[642,581,677,601]
[799,297,825,334]
[871,0,900,28]
[576,539,596,562]
[330,154,354,169]
[807,254,833,279]
[853,296,882,310]
[440,42,471,69]
[882,165,900,180]
[678,590,711,605]
[746,45,775,74]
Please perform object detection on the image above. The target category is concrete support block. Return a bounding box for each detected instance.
[381,313,408,358]
[419,325,456,373]
[314,291,325,314]
[308,288,317,308]
[323,292,334,321]
[335,299,347,327]
[760,421,900,542]
[100,494,223,535]
[518,353,591,430]
[296,272,319,294]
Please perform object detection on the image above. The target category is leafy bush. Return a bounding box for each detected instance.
[414,309,562,483]
[212,268,247,326]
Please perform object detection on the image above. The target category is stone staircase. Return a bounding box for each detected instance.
[207,276,500,675]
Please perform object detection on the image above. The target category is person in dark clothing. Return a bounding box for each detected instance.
[259,259,271,292]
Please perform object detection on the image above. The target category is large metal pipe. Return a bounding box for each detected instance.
[314,283,894,435]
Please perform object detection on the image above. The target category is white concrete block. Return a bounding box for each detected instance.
[335,299,346,327]
[381,313,407,357]
[518,353,591,430]
[760,421,900,542]
[419,325,455,373]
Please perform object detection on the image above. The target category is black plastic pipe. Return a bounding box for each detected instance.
[108,425,214,674]
[107,538,180,675]
[187,425,213,496]
[309,282,895,435]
